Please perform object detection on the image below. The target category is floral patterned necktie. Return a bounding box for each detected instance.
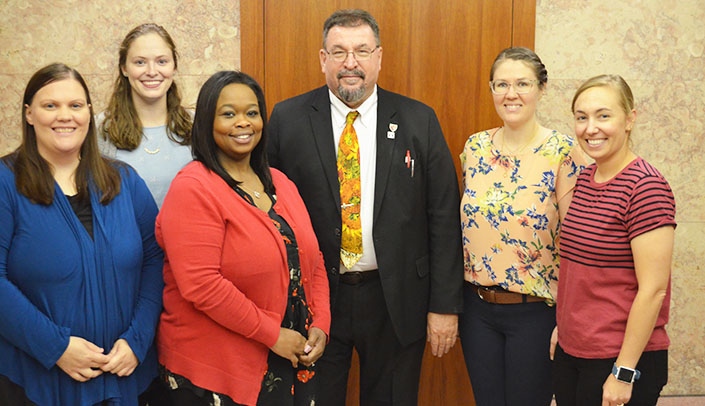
[337,110,362,269]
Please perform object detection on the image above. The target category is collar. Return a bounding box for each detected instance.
[328,85,378,128]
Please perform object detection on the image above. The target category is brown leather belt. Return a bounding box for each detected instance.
[339,269,380,285]
[469,283,545,304]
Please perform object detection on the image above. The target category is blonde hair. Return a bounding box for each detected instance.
[572,74,634,117]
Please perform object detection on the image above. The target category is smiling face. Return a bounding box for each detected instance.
[121,32,175,105]
[320,24,382,108]
[572,85,636,166]
[491,59,543,128]
[25,78,90,163]
[212,83,264,168]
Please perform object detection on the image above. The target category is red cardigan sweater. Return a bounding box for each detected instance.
[156,162,330,405]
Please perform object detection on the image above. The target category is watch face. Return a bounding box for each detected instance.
[617,368,635,382]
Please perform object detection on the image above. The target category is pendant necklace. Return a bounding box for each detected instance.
[239,183,262,199]
[496,125,540,178]
[143,136,161,154]
[501,124,539,156]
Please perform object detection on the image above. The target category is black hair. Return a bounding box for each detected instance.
[191,71,273,194]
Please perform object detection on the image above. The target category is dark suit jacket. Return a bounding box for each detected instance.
[267,86,463,346]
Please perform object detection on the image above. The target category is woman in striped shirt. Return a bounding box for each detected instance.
[552,75,676,406]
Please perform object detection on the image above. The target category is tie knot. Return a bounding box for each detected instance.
[346,111,359,124]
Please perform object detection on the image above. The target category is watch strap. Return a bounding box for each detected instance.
[612,363,641,383]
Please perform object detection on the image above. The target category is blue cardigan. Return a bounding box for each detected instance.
[0,161,164,405]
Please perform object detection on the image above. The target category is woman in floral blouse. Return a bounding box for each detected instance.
[458,47,587,406]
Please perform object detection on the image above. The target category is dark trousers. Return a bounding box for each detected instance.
[553,345,668,406]
[0,374,161,406]
[316,276,425,406]
[139,377,171,406]
[0,375,34,406]
[459,282,556,406]
[168,387,213,406]
[166,386,243,406]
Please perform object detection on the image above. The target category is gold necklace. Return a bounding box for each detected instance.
[143,136,161,154]
[501,125,540,156]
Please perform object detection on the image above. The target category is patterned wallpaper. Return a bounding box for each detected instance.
[0,0,240,155]
[0,0,702,396]
[535,0,705,395]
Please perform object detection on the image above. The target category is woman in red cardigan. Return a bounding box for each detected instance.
[156,71,330,406]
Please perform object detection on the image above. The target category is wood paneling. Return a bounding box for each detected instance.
[239,0,265,85]
[239,1,536,404]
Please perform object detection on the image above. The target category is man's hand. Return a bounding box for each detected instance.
[427,312,458,357]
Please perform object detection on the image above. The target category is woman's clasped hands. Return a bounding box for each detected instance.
[271,327,327,368]
[56,337,139,382]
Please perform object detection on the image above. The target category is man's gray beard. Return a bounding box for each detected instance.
[338,85,366,105]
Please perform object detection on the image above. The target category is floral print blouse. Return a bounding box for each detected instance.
[460,128,586,303]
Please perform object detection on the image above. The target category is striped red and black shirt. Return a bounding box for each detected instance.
[557,157,676,358]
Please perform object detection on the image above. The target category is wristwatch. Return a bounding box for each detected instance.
[612,363,641,384]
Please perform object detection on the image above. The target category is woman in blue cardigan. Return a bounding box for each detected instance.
[0,63,164,405]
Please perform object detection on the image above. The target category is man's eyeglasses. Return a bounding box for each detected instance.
[489,79,539,95]
[325,46,380,63]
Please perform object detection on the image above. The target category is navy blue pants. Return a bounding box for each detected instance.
[460,282,556,406]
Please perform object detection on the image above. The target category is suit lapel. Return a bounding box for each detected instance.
[308,87,342,211]
[374,88,399,222]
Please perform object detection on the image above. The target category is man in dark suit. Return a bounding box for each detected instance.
[267,9,463,405]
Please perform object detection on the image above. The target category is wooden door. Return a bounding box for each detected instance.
[240,1,535,404]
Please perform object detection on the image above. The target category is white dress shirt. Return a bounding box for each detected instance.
[329,86,379,272]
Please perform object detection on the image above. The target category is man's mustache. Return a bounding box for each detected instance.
[337,69,365,80]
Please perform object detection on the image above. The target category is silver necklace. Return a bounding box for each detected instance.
[239,183,262,199]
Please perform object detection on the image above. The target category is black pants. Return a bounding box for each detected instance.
[0,375,34,406]
[139,377,172,406]
[0,374,161,406]
[316,276,426,406]
[167,386,245,406]
[553,345,668,406]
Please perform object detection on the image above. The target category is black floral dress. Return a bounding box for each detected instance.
[161,188,317,406]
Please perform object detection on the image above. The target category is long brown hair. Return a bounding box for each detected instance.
[4,63,121,205]
[101,23,192,150]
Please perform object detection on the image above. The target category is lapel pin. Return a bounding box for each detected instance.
[387,123,398,139]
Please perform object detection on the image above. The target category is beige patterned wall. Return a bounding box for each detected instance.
[535,0,705,395]
[0,0,702,397]
[0,0,241,155]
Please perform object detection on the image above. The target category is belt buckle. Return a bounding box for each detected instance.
[476,286,497,303]
[341,272,363,285]
[348,272,363,284]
